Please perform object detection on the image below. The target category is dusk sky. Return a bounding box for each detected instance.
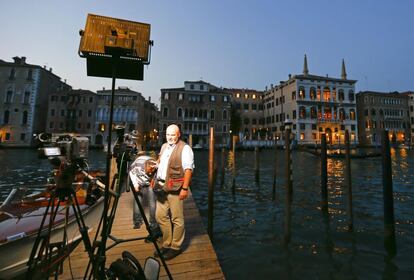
[1,0,413,106]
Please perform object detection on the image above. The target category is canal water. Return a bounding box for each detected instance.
[0,148,413,279]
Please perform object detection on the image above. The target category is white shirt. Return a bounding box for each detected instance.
[157,144,194,181]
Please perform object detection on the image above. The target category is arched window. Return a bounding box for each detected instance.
[324,106,332,119]
[317,105,322,119]
[210,110,215,120]
[348,90,355,101]
[310,107,317,119]
[299,106,306,119]
[317,87,321,100]
[177,108,182,118]
[323,87,330,101]
[9,68,15,79]
[3,110,10,124]
[371,108,376,116]
[332,88,337,101]
[6,91,13,103]
[339,108,345,120]
[350,109,355,120]
[163,107,168,117]
[223,110,227,120]
[184,109,188,118]
[338,89,345,101]
[299,86,306,99]
[204,110,207,119]
[244,118,250,125]
[189,109,193,118]
[22,111,28,125]
[379,109,384,116]
[27,69,33,80]
[310,87,316,100]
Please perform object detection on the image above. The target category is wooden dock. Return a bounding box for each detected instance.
[57,192,224,279]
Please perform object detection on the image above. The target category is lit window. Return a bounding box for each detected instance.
[244,94,248,99]
[300,133,305,140]
[236,93,240,98]
[99,123,105,132]
[252,94,256,99]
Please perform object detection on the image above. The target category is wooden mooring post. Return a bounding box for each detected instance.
[381,130,396,256]
[232,135,237,195]
[188,134,193,148]
[254,146,260,182]
[208,127,215,238]
[345,130,353,231]
[321,134,328,207]
[272,137,278,199]
[220,147,225,186]
[284,126,293,245]
[285,127,293,201]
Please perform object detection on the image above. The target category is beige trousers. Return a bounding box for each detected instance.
[156,193,185,250]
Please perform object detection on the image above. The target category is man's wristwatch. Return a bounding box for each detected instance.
[182,187,189,191]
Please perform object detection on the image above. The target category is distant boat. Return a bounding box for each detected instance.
[193,144,203,150]
[0,171,105,279]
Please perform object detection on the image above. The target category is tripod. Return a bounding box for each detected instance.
[85,151,173,279]
[26,166,97,279]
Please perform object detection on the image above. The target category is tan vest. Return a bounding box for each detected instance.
[159,140,187,192]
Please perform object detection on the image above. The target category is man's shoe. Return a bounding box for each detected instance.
[133,223,142,229]
[163,248,182,260]
[154,247,169,258]
[146,227,163,243]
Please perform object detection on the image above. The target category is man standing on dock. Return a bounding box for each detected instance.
[154,124,194,260]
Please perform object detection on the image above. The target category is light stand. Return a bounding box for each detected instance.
[78,14,170,279]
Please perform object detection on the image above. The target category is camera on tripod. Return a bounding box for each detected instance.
[113,125,139,162]
[37,133,89,164]
[36,133,91,197]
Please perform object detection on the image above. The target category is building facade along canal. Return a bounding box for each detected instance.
[263,55,358,145]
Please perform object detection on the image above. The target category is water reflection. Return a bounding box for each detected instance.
[190,148,414,279]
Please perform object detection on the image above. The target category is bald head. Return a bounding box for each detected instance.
[166,124,180,145]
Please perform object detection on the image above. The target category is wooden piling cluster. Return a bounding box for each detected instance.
[205,128,397,257]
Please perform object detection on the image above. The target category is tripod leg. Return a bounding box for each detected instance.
[86,172,120,280]
[71,190,93,254]
[130,185,173,280]
[27,192,54,272]
[27,192,62,278]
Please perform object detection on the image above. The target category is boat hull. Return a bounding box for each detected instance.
[0,196,104,279]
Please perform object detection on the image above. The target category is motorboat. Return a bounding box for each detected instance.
[0,170,105,279]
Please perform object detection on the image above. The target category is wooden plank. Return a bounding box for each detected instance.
[55,191,224,279]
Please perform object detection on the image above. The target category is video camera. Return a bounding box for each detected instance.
[113,126,139,163]
[37,133,89,165]
[36,133,90,194]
